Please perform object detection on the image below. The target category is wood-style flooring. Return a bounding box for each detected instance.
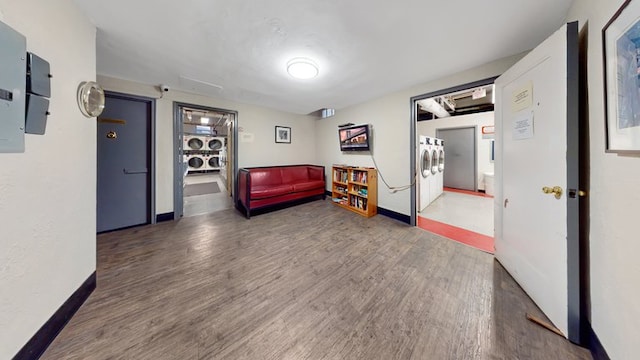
[41,200,591,360]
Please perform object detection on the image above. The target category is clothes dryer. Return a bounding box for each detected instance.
[428,137,440,204]
[419,135,433,212]
[185,153,206,172]
[206,136,225,151]
[184,135,205,151]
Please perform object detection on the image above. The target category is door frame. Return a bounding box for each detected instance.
[101,91,157,227]
[436,126,478,192]
[172,102,239,219]
[409,76,497,226]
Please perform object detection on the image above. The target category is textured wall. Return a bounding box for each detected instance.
[0,1,96,358]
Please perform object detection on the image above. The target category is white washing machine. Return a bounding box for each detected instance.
[434,138,445,199]
[419,135,433,212]
[427,137,439,204]
[185,153,206,172]
[184,135,206,151]
[206,136,225,151]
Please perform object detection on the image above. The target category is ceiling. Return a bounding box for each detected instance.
[73,0,573,115]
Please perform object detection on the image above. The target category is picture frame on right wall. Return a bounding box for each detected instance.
[603,0,640,153]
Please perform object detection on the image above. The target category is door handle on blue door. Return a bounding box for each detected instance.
[123,168,148,175]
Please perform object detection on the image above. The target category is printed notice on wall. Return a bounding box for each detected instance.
[512,111,534,140]
[241,133,255,143]
[512,82,533,113]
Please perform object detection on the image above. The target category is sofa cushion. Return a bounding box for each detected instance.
[250,168,283,187]
[292,180,325,192]
[251,184,294,199]
[281,166,310,184]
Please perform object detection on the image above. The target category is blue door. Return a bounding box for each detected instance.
[97,94,151,232]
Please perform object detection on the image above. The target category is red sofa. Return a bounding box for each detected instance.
[237,165,326,218]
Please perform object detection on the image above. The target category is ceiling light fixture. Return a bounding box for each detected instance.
[287,58,319,79]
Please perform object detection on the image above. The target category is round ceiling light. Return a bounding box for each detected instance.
[287,58,319,79]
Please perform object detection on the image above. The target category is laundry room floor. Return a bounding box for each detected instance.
[183,172,233,217]
[418,189,494,253]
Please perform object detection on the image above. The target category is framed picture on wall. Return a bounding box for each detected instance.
[275,126,291,143]
[603,0,640,153]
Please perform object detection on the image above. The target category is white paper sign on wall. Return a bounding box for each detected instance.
[241,133,254,143]
[513,111,534,140]
[512,81,533,113]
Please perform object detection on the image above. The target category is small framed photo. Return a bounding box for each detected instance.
[275,126,291,144]
[603,0,640,153]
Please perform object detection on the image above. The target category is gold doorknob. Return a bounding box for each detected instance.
[542,186,563,199]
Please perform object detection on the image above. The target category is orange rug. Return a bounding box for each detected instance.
[444,187,493,198]
[417,216,494,254]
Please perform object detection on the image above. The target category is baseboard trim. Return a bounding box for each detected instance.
[587,322,610,360]
[13,272,96,360]
[155,212,175,223]
[378,207,411,224]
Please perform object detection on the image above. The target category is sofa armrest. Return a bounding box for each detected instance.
[238,168,250,207]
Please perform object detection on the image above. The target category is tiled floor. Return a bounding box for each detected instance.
[183,172,233,217]
[418,189,495,253]
[419,190,494,236]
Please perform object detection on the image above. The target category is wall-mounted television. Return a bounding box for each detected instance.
[339,124,371,151]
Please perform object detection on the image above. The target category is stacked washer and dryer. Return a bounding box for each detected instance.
[184,135,226,173]
[206,136,225,171]
[184,135,207,172]
[419,135,445,212]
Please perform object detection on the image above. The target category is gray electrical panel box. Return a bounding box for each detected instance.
[25,94,49,135]
[27,52,51,97]
[0,20,26,153]
[25,52,51,135]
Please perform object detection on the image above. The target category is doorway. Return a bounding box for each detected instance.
[412,80,496,253]
[97,92,155,233]
[173,103,238,218]
[436,127,476,191]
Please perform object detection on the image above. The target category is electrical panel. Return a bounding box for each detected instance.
[25,94,50,135]
[0,20,26,153]
[27,52,51,97]
[25,52,51,134]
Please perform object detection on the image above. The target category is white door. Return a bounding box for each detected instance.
[494,22,581,342]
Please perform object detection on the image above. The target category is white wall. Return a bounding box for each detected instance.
[97,76,317,214]
[315,55,523,215]
[417,112,495,190]
[0,1,96,358]
[566,1,640,359]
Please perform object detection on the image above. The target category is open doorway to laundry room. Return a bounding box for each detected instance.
[412,78,496,253]
[173,103,237,218]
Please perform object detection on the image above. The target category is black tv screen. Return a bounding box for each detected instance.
[339,124,371,151]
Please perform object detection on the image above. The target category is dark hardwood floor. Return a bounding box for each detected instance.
[41,200,591,359]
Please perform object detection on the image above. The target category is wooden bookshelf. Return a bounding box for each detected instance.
[331,165,377,217]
